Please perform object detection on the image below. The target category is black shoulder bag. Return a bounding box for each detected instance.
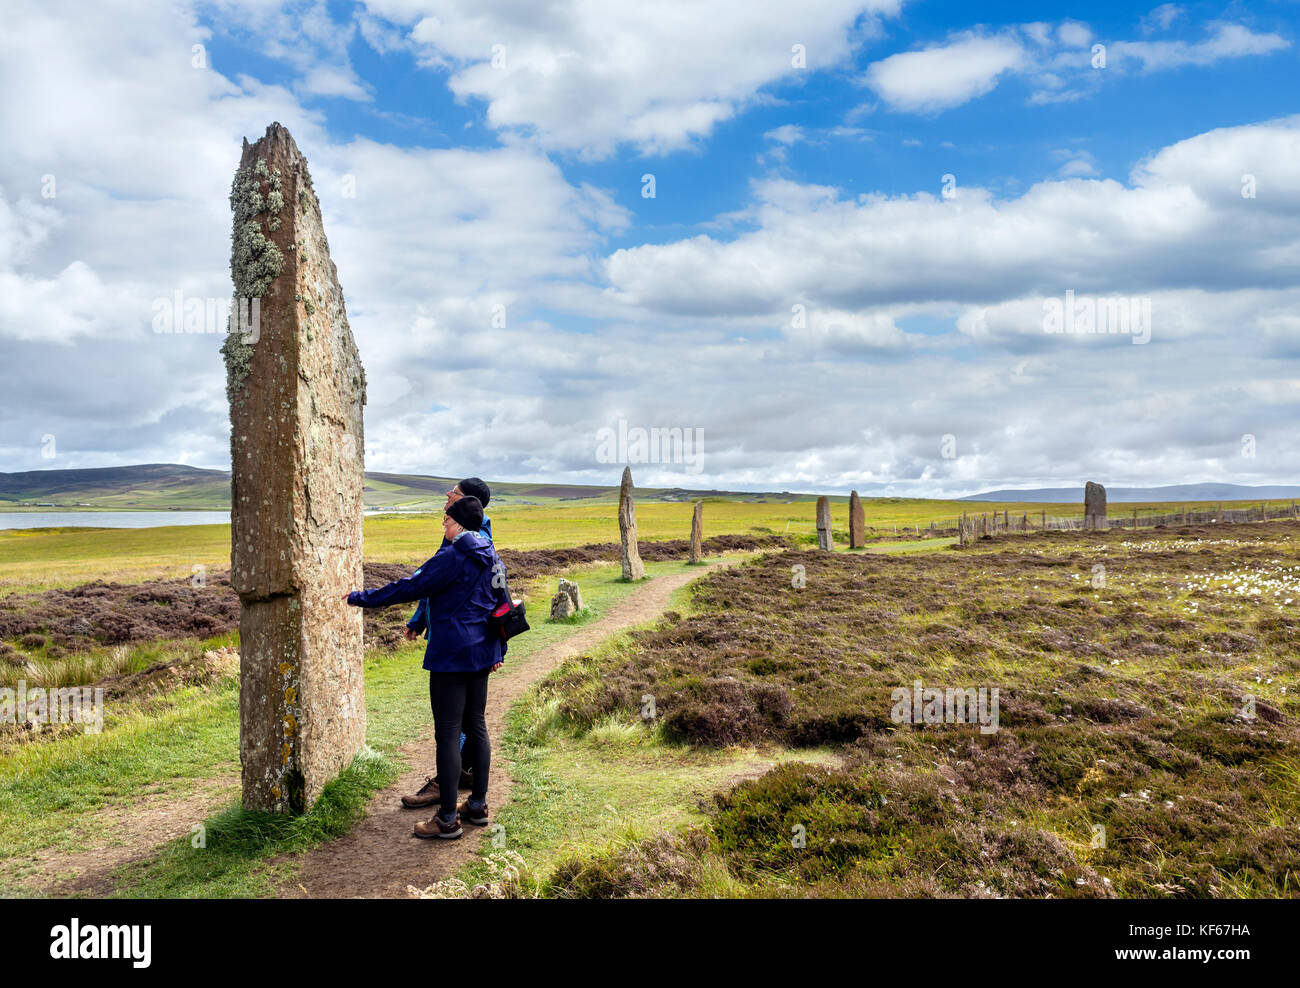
[487,559,530,641]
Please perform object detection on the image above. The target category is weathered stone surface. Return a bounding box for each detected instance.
[550,578,583,620]
[618,467,645,580]
[816,496,832,550]
[550,592,575,620]
[689,500,704,564]
[223,122,367,814]
[1084,481,1107,531]
[848,490,865,548]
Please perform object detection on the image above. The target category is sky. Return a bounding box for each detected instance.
[1,0,1298,496]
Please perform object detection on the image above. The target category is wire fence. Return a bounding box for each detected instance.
[952,502,1299,546]
[787,501,1300,547]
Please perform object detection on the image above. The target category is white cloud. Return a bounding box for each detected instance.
[359,0,903,156]
[1110,22,1290,71]
[765,125,807,145]
[1142,5,1186,34]
[1057,20,1092,47]
[867,19,1290,113]
[864,33,1026,112]
[1052,148,1099,178]
[604,117,1300,331]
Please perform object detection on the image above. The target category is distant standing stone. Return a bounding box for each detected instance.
[550,578,583,620]
[689,500,704,564]
[618,466,645,580]
[224,123,366,814]
[849,490,865,548]
[1084,481,1107,531]
[816,496,832,550]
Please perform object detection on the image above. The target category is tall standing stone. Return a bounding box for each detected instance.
[689,500,704,564]
[1084,481,1107,531]
[816,496,833,550]
[849,490,865,548]
[618,467,645,581]
[223,123,367,814]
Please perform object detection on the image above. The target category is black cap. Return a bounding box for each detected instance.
[459,477,491,507]
[447,496,484,532]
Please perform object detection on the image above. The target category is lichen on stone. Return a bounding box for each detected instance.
[221,329,256,404]
[225,158,286,399]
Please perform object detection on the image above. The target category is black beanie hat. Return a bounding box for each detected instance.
[459,477,491,507]
[447,496,484,532]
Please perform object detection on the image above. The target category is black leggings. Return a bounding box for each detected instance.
[429,669,490,814]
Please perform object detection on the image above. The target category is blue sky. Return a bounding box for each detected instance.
[204,2,1299,238]
[1,0,1298,494]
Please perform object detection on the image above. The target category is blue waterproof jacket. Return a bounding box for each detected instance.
[348,531,506,672]
[409,516,492,638]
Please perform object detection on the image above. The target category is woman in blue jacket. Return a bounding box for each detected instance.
[404,478,493,797]
[345,495,504,839]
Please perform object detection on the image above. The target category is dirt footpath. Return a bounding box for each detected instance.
[282,559,733,899]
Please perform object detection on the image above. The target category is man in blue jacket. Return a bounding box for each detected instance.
[345,495,505,839]
[405,477,493,643]
[403,477,493,803]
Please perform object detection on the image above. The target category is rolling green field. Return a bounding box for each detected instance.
[4,496,1294,595]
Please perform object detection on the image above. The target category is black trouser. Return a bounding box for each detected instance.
[428,669,490,815]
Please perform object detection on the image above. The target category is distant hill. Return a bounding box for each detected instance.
[7,465,1294,512]
[0,464,807,511]
[0,464,232,509]
[961,483,1300,504]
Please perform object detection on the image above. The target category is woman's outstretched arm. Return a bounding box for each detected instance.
[344,552,455,609]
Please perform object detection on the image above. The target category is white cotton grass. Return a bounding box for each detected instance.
[1179,563,1300,606]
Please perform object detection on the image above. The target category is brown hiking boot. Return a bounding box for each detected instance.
[401,776,440,809]
[457,798,489,826]
[414,811,462,840]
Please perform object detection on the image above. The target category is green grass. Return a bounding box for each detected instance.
[455,687,841,897]
[0,557,713,897]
